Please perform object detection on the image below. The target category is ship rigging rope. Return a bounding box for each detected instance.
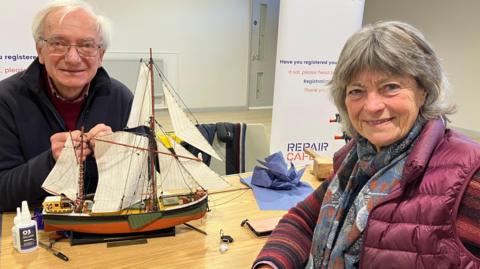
[150,59,244,177]
[208,188,249,209]
[153,61,200,125]
[93,137,202,162]
[145,58,241,188]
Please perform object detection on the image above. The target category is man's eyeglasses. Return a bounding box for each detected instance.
[41,38,103,57]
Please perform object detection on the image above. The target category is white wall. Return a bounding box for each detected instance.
[364,0,480,133]
[86,0,479,133]
[87,0,251,110]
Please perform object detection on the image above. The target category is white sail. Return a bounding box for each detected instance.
[162,82,222,161]
[92,132,149,213]
[42,57,232,218]
[157,136,231,193]
[41,136,79,201]
[127,61,151,128]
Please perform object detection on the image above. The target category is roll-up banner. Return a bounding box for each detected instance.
[270,0,365,165]
[0,1,49,81]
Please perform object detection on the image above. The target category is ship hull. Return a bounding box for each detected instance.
[42,195,208,234]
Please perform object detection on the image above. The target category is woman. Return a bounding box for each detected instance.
[254,21,480,269]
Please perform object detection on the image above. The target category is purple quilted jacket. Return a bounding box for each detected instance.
[360,119,480,269]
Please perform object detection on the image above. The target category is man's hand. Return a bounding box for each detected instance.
[86,124,113,151]
[50,124,112,161]
[50,130,92,161]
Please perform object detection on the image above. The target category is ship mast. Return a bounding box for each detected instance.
[147,48,159,212]
[75,127,85,213]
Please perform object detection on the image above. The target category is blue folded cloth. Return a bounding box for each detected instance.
[251,151,305,190]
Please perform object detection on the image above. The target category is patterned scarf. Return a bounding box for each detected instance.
[306,120,424,269]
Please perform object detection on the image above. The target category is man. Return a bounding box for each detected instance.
[0,0,133,211]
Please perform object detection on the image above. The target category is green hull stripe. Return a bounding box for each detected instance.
[128,212,163,229]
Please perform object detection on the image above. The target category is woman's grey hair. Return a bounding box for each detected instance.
[32,0,112,49]
[329,21,455,138]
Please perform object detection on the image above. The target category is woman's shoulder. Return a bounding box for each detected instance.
[426,129,480,176]
[441,129,480,156]
[333,140,356,170]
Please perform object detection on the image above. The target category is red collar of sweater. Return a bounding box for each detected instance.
[43,71,88,130]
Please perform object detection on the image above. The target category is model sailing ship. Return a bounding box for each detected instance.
[41,51,232,234]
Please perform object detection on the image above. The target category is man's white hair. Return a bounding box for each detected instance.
[32,0,111,49]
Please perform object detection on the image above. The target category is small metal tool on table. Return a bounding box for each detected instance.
[39,240,69,262]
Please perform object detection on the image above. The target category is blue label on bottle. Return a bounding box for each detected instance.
[19,225,37,250]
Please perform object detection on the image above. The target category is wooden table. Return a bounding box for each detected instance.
[0,169,320,269]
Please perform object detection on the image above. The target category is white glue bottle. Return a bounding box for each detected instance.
[15,201,38,253]
[11,207,21,250]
